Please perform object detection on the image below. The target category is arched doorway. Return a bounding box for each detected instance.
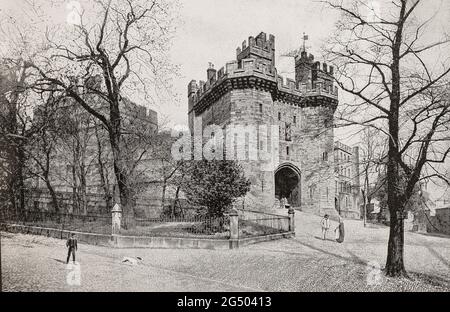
[275,164,301,207]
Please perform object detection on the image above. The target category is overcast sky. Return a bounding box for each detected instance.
[1,0,449,146]
[169,0,338,127]
[168,0,449,144]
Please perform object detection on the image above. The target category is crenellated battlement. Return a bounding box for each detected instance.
[121,97,158,125]
[312,61,334,76]
[237,32,275,69]
[295,51,334,84]
[189,58,337,112]
[236,32,275,55]
[188,33,338,114]
[276,74,338,97]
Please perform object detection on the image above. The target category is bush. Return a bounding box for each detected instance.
[180,160,251,218]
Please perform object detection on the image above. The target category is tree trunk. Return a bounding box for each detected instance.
[109,131,135,228]
[80,166,87,215]
[95,126,112,214]
[171,185,181,217]
[99,166,113,214]
[161,180,167,213]
[7,180,17,218]
[71,163,78,214]
[16,145,25,215]
[362,189,367,227]
[385,17,407,276]
[385,121,407,277]
[44,175,59,214]
[386,209,407,277]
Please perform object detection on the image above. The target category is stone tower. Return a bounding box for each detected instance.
[187,32,338,216]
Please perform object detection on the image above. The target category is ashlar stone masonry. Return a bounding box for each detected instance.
[188,32,339,216]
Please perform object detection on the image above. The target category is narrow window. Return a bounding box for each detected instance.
[286,146,290,156]
[293,115,296,124]
[259,103,263,113]
[278,112,281,120]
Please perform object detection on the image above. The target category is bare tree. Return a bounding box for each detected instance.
[57,104,99,215]
[323,0,450,276]
[94,123,114,214]
[13,0,179,227]
[359,127,387,226]
[0,59,31,216]
[27,91,64,214]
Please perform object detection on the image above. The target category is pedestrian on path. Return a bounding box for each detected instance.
[320,214,330,240]
[66,233,78,264]
[280,196,288,209]
[335,216,345,243]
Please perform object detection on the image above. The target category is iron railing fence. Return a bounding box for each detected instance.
[0,209,112,235]
[1,208,292,239]
[237,209,290,237]
[120,213,230,239]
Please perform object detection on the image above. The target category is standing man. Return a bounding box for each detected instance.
[280,196,288,209]
[66,233,78,264]
[320,214,330,240]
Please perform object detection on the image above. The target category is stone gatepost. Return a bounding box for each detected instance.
[229,208,239,249]
[288,207,295,233]
[111,203,122,235]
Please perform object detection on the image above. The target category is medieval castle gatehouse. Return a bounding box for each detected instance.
[188,32,341,216]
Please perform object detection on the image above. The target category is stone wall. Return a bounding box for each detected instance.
[188,32,338,216]
[190,86,336,215]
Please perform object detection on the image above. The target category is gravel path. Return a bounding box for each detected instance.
[1,211,449,291]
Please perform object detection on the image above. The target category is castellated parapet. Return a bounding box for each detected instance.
[188,34,338,116]
[187,32,339,217]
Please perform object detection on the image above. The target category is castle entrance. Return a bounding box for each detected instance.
[275,164,301,207]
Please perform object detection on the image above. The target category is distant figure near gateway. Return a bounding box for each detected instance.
[335,216,345,243]
[320,214,330,240]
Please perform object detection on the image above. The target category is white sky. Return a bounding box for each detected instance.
[169,0,338,127]
[1,0,449,147]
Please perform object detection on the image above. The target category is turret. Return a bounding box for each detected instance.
[188,80,198,112]
[236,32,275,69]
[295,51,334,90]
[207,62,217,83]
[294,51,314,85]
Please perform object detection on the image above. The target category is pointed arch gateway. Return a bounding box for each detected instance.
[275,163,301,207]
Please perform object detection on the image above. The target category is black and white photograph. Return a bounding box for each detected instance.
[0,0,449,297]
